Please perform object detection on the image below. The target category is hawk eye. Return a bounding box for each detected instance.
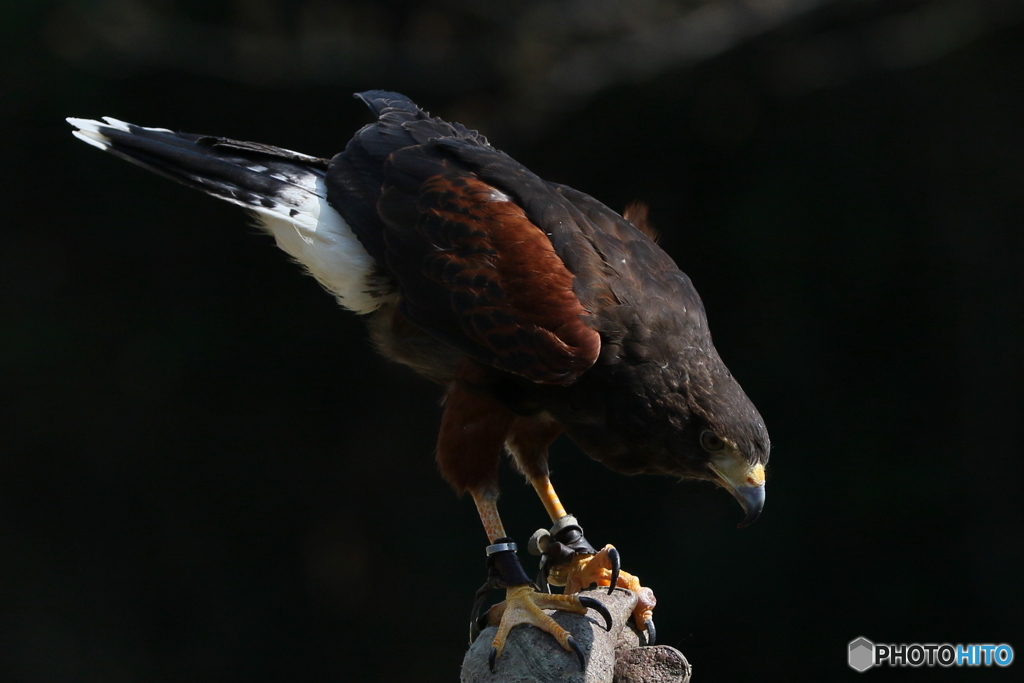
[700,430,725,452]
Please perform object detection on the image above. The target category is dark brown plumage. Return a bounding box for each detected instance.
[340,94,770,507]
[69,90,770,665]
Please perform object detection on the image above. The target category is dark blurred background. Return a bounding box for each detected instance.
[3,1,1023,681]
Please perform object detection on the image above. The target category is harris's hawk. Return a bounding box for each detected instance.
[68,91,770,669]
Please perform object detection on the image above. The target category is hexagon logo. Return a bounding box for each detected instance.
[849,637,875,672]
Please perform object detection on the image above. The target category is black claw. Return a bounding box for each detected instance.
[577,596,613,632]
[475,608,492,635]
[469,588,495,643]
[488,646,498,673]
[607,546,621,595]
[537,557,551,593]
[567,635,586,669]
[645,617,657,645]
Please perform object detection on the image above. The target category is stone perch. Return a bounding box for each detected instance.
[461,588,691,683]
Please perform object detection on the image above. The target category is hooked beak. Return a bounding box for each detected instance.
[709,453,766,529]
[731,482,765,528]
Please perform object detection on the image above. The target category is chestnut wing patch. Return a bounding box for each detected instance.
[380,166,600,384]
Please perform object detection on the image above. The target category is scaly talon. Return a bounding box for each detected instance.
[576,595,613,631]
[606,546,621,595]
[561,545,657,635]
[645,617,657,645]
[484,584,600,670]
[567,636,585,668]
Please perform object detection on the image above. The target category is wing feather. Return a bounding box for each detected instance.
[378,149,600,384]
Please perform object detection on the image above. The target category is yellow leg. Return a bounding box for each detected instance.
[530,474,567,522]
[471,491,507,543]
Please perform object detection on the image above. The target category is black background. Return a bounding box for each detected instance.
[3,1,1022,681]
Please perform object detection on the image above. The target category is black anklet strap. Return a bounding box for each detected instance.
[469,536,534,642]
[528,514,599,560]
[486,536,531,586]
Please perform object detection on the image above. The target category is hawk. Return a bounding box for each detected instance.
[68,91,769,670]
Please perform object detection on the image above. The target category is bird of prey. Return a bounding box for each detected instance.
[68,91,769,670]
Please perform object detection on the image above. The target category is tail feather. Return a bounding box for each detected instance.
[67,117,327,222]
[67,117,391,315]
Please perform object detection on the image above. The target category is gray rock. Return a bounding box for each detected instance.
[462,588,689,683]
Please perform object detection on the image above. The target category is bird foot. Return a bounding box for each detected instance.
[529,517,657,643]
[469,537,612,671]
[562,545,658,643]
[481,584,613,672]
